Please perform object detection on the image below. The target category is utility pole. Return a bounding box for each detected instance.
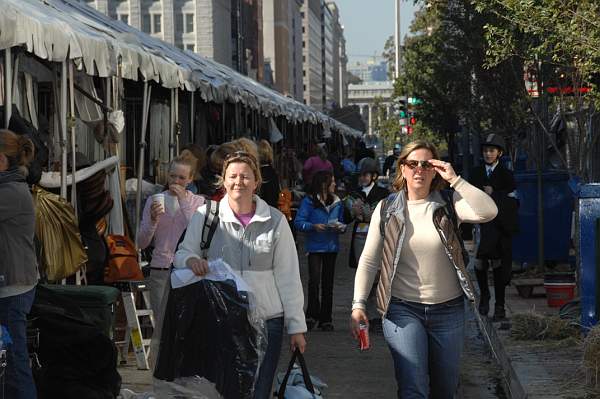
[394,0,401,79]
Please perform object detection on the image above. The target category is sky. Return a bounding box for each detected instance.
[336,0,419,65]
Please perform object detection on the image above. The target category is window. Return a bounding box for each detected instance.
[142,14,151,33]
[119,14,129,25]
[176,13,183,31]
[185,14,194,33]
[186,44,195,52]
[153,14,162,33]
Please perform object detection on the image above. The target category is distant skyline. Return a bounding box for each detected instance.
[336,0,419,65]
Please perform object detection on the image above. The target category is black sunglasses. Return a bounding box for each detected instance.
[402,160,433,170]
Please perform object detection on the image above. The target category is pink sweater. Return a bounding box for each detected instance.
[303,156,333,184]
[138,191,205,269]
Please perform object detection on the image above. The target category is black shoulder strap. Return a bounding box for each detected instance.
[379,192,397,237]
[441,189,458,228]
[200,200,220,259]
[440,189,470,264]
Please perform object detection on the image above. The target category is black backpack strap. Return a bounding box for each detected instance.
[440,189,458,227]
[200,200,220,259]
[379,192,397,237]
[440,189,470,265]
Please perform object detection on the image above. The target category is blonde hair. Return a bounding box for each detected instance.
[0,129,34,175]
[219,151,262,192]
[232,137,259,162]
[170,156,195,178]
[258,140,273,164]
[210,142,238,172]
[392,140,447,192]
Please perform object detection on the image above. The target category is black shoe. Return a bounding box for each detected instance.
[319,322,334,331]
[478,298,490,317]
[492,306,506,322]
[306,318,317,331]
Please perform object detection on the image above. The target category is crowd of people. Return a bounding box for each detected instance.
[0,128,517,398]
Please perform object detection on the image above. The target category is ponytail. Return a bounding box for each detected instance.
[0,129,35,169]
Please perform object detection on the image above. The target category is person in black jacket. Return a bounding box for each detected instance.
[345,158,389,269]
[469,134,519,321]
[258,140,281,208]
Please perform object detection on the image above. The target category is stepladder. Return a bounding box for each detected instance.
[115,280,154,370]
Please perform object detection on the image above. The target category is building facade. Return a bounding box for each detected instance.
[301,0,323,110]
[326,1,346,108]
[347,81,394,135]
[262,0,303,101]
[321,3,335,111]
[85,0,262,79]
[348,59,389,83]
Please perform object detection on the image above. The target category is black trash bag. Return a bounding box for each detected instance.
[154,279,262,399]
[30,285,121,399]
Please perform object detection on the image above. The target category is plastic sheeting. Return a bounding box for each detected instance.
[153,261,267,399]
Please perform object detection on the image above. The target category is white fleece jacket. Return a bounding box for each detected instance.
[174,194,307,335]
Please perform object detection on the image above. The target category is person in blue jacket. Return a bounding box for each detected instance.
[294,170,345,331]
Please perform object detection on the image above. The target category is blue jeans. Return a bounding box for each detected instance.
[0,287,37,399]
[383,296,465,399]
[253,317,284,399]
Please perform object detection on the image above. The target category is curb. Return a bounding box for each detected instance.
[473,306,527,399]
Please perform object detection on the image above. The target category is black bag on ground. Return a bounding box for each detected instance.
[30,285,121,399]
[153,279,260,399]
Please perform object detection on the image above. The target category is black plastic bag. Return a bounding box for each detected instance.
[154,279,263,399]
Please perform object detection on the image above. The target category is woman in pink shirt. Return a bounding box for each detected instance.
[302,144,333,186]
[138,157,205,314]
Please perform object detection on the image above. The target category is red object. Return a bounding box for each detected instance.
[358,323,370,351]
[407,126,413,135]
[410,116,417,125]
[544,283,576,307]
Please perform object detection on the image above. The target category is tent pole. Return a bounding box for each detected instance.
[135,82,151,245]
[68,62,77,213]
[60,61,68,199]
[175,88,180,154]
[190,91,195,143]
[4,48,12,128]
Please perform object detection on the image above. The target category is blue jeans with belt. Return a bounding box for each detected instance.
[253,316,284,399]
[0,287,37,399]
[383,296,465,399]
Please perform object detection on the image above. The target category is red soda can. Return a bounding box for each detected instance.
[358,323,370,351]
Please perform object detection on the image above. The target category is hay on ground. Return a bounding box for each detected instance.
[583,325,600,389]
[511,311,578,341]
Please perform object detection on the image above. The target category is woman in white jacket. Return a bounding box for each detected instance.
[174,150,307,399]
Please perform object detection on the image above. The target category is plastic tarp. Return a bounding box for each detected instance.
[153,259,267,399]
[0,0,363,138]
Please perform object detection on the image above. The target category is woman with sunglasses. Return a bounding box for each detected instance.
[174,151,306,399]
[350,140,497,398]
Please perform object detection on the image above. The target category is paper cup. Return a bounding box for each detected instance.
[152,193,165,211]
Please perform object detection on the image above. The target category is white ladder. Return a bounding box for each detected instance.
[116,281,154,370]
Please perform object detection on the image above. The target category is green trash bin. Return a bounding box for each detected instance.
[40,284,121,338]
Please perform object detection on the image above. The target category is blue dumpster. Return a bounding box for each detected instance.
[579,183,600,329]
[512,170,573,263]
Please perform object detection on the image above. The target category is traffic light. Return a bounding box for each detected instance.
[409,116,417,125]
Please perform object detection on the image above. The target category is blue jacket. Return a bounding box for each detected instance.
[294,195,345,253]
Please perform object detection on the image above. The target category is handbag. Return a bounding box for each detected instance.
[275,349,324,399]
[104,235,144,283]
